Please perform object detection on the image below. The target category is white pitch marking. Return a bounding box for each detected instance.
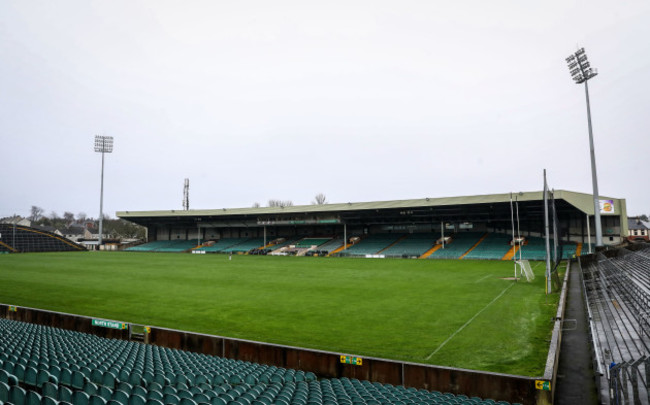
[475,274,492,283]
[425,283,515,360]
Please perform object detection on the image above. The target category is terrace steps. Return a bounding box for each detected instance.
[419,244,442,259]
[0,240,18,253]
[459,233,488,259]
[377,235,408,254]
[328,243,352,256]
[502,245,519,261]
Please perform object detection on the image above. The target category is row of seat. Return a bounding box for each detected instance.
[0,224,85,253]
[126,241,197,253]
[0,318,521,405]
[338,235,404,257]
[380,234,439,258]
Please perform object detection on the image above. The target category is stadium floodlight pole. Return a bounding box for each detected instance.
[543,170,552,295]
[586,214,592,254]
[566,47,603,247]
[509,193,516,279]
[94,135,114,248]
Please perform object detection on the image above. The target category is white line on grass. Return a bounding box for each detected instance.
[475,274,492,283]
[425,283,515,360]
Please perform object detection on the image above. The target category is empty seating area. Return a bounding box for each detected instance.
[265,239,301,252]
[126,241,198,253]
[121,232,583,261]
[515,238,546,261]
[580,246,650,404]
[338,234,403,257]
[294,239,330,248]
[0,318,520,405]
[0,224,85,253]
[516,237,579,261]
[194,239,245,253]
[315,239,343,255]
[226,239,266,253]
[380,234,437,258]
[463,233,511,260]
[429,233,483,260]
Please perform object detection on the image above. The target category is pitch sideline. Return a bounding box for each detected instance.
[425,282,515,360]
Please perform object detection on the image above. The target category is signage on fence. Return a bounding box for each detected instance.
[340,355,362,366]
[535,380,551,391]
[92,319,127,330]
[8,305,17,312]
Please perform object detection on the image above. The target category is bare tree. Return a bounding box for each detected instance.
[312,193,327,205]
[77,212,87,223]
[63,212,75,223]
[252,202,261,208]
[268,199,293,208]
[50,211,60,220]
[30,206,44,222]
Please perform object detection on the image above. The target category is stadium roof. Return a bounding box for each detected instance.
[117,189,625,219]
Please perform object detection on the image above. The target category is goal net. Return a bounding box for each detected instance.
[517,260,535,282]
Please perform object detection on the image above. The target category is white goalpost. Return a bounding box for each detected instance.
[516,259,535,282]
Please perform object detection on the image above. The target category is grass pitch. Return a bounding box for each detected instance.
[0,252,559,376]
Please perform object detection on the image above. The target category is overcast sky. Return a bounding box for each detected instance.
[1,1,649,220]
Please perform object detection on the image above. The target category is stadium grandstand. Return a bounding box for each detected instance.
[117,190,628,261]
[579,244,650,404]
[0,224,85,253]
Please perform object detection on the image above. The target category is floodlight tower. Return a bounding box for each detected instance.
[566,47,603,247]
[94,135,114,248]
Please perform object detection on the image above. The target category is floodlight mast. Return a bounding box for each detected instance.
[94,135,114,248]
[566,47,603,247]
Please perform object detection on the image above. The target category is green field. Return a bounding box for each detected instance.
[0,252,559,376]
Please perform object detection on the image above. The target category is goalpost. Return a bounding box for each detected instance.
[516,259,535,282]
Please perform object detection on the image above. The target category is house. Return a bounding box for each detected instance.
[62,225,92,242]
[0,216,31,227]
[627,218,650,242]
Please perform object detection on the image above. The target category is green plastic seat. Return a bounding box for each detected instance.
[210,397,226,405]
[0,382,9,403]
[98,387,113,402]
[71,371,86,390]
[131,387,146,399]
[13,364,26,382]
[10,385,27,405]
[58,386,74,402]
[59,369,72,387]
[42,395,60,405]
[89,395,108,405]
[27,390,43,405]
[72,391,90,405]
[83,382,99,397]
[146,391,163,402]
[102,373,117,390]
[128,394,146,405]
[163,393,180,405]
[111,390,129,405]
[42,382,58,399]
[180,398,198,405]
[25,366,39,387]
